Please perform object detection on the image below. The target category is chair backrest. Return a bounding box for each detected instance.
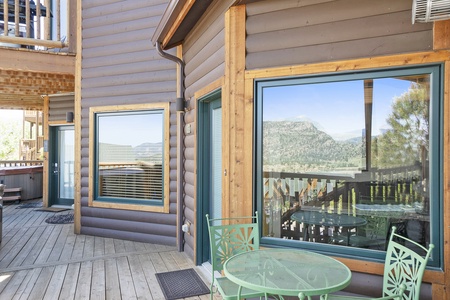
[382,226,434,300]
[206,211,260,273]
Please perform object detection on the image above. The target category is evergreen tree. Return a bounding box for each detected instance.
[373,83,429,169]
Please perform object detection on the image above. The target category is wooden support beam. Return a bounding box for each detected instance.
[434,20,450,50]
[74,0,82,234]
[224,5,248,218]
[0,48,75,74]
[0,94,43,110]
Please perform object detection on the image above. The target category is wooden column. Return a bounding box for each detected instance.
[434,20,450,50]
[73,0,82,234]
[42,96,49,207]
[223,5,251,218]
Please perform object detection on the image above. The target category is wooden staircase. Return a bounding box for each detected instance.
[2,187,22,203]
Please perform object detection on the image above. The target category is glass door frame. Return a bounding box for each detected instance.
[196,89,222,265]
[48,125,75,206]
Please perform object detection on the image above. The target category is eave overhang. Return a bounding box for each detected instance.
[152,0,261,50]
[152,0,213,50]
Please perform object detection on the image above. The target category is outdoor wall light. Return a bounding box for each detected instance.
[66,112,74,123]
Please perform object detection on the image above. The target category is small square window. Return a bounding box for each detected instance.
[89,103,170,213]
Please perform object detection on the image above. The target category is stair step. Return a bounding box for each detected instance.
[4,187,22,193]
[2,187,22,203]
[2,195,21,202]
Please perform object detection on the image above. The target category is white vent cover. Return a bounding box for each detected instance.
[412,0,450,23]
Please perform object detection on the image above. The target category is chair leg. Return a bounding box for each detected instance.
[209,282,214,300]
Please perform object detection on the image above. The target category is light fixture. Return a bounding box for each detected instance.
[66,112,74,123]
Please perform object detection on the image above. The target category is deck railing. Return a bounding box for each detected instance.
[0,0,70,50]
[0,160,43,167]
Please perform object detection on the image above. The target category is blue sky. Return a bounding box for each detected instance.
[263,78,413,138]
[99,113,163,147]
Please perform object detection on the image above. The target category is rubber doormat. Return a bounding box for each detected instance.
[45,213,74,224]
[156,268,210,300]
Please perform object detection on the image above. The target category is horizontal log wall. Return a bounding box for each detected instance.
[246,0,433,69]
[181,0,235,261]
[80,0,178,245]
[48,93,74,122]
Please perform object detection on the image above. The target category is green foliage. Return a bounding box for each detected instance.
[0,119,21,160]
[373,83,429,168]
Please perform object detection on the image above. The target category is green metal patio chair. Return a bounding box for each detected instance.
[324,226,433,300]
[206,211,267,300]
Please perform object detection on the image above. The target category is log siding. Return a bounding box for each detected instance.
[245,0,433,69]
[79,0,178,246]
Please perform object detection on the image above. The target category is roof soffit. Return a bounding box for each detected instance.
[153,0,213,50]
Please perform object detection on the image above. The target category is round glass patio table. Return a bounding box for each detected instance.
[223,248,351,299]
[291,210,368,244]
[291,210,368,227]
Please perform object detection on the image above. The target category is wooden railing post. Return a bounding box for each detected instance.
[0,0,69,49]
[3,0,8,35]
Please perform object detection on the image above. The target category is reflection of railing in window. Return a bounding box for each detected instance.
[0,0,68,49]
[99,162,162,201]
[263,164,429,248]
[61,159,73,198]
[264,164,424,209]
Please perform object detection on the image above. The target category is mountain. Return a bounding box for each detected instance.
[263,121,362,168]
[133,142,162,162]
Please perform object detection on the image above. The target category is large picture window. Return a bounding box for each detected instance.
[90,103,170,212]
[255,66,441,266]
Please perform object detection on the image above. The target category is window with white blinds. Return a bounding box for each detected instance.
[91,104,169,208]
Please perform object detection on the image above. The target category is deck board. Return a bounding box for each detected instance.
[43,264,67,300]
[105,258,121,300]
[0,200,212,299]
[59,262,80,299]
[90,260,106,300]
[35,225,63,264]
[75,261,93,299]
[128,254,151,299]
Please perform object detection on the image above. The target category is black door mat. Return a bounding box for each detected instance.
[156,268,210,300]
[16,202,43,209]
[45,213,74,224]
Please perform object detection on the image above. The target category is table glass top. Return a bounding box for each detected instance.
[223,248,351,296]
[291,210,367,227]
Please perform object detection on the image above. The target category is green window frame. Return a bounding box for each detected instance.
[89,103,170,212]
[254,65,442,268]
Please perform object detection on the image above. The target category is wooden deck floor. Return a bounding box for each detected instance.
[0,200,213,300]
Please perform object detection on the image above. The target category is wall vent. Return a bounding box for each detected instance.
[412,0,450,23]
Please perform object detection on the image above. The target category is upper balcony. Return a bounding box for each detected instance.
[0,0,76,52]
[0,0,76,111]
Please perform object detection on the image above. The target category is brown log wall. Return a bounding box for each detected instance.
[79,0,178,246]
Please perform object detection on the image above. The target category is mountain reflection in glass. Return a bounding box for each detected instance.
[260,74,431,254]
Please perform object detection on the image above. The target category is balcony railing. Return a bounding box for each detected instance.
[0,0,71,50]
[0,160,43,167]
